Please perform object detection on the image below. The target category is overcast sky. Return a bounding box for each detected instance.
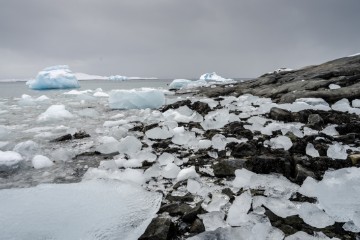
[0,0,359,79]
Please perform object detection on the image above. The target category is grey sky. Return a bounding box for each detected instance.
[0,0,359,79]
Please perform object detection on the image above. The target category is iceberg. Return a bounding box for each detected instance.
[26,65,80,90]
[199,72,232,82]
[0,180,162,240]
[109,75,128,81]
[168,79,192,90]
[109,89,165,109]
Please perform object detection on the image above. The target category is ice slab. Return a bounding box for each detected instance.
[0,180,162,240]
[299,167,360,228]
[266,136,293,150]
[298,202,334,228]
[109,89,165,109]
[26,65,80,90]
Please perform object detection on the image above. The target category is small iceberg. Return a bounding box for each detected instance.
[168,79,192,90]
[199,72,232,82]
[109,75,128,81]
[109,88,165,109]
[26,65,80,90]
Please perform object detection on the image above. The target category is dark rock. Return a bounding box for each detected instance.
[182,202,205,222]
[139,217,175,240]
[269,107,292,122]
[159,203,192,216]
[212,159,247,177]
[50,134,72,142]
[191,101,211,115]
[336,122,360,135]
[294,164,316,184]
[221,188,235,201]
[230,142,257,158]
[307,114,324,130]
[73,131,90,139]
[189,218,205,234]
[161,100,192,112]
[166,193,195,203]
[223,122,253,139]
[246,154,293,178]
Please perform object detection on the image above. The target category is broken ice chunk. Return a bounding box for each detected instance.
[198,212,228,231]
[118,136,142,157]
[162,163,181,179]
[176,166,199,182]
[266,136,292,150]
[203,193,229,212]
[96,136,120,154]
[211,134,228,150]
[187,179,201,194]
[201,109,230,130]
[32,155,54,169]
[226,190,252,226]
[38,105,74,122]
[145,127,174,139]
[327,142,347,160]
[306,143,320,158]
[298,202,334,228]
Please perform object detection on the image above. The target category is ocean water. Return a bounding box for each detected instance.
[0,79,173,99]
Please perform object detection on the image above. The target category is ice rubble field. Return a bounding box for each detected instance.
[1,85,360,239]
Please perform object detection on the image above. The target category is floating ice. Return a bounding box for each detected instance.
[96,136,120,154]
[298,202,334,228]
[26,65,80,90]
[118,136,142,157]
[200,72,232,82]
[168,79,192,90]
[0,150,23,166]
[51,148,73,162]
[327,142,347,160]
[329,84,341,90]
[38,105,74,122]
[32,155,54,169]
[108,75,128,81]
[163,106,203,123]
[109,89,165,109]
[145,127,174,139]
[266,136,293,150]
[227,190,252,226]
[13,140,39,160]
[176,166,199,182]
[299,167,360,228]
[0,180,161,240]
[306,143,320,158]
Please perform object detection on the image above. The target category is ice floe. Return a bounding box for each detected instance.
[109,89,165,109]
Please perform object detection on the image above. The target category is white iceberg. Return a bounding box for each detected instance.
[26,65,80,90]
[0,180,162,240]
[109,89,165,109]
[200,72,232,82]
[109,75,128,81]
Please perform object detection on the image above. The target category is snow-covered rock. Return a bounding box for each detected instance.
[109,89,165,109]
[26,65,80,90]
[200,72,232,82]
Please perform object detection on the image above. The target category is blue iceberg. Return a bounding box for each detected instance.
[26,65,80,90]
[168,79,192,90]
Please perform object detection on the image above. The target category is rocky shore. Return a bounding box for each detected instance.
[137,55,360,239]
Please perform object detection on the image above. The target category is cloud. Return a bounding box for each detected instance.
[0,0,359,79]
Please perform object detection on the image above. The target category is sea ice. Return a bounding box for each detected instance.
[26,65,80,90]
[38,105,74,122]
[168,79,192,90]
[0,150,23,166]
[327,142,347,160]
[0,180,161,240]
[305,143,320,158]
[227,191,252,226]
[32,155,54,169]
[109,89,165,109]
[96,136,120,154]
[176,166,199,182]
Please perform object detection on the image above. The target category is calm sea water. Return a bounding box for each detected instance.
[0,79,173,99]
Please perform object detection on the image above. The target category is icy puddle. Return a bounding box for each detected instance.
[0,179,162,240]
